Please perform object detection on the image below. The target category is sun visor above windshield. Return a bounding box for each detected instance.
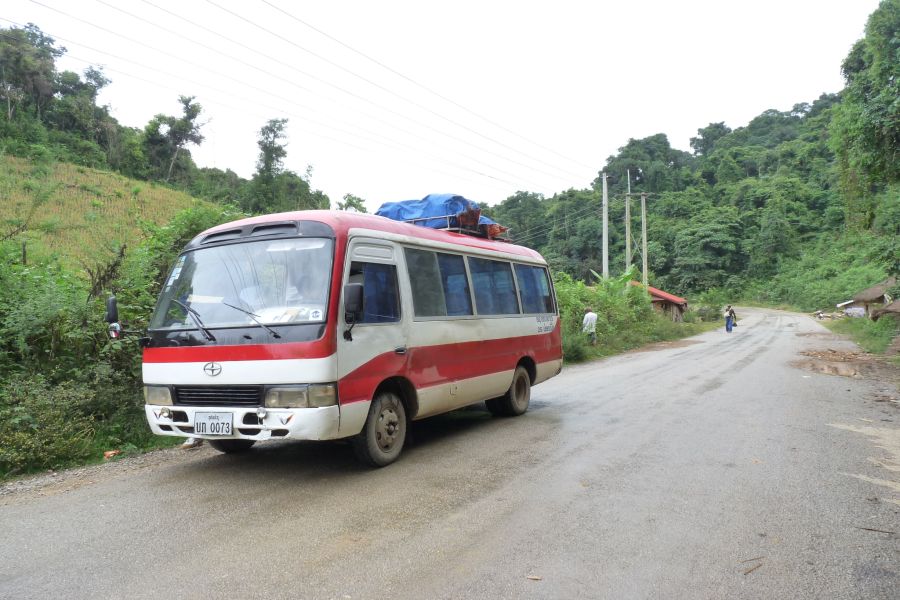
[187,220,335,250]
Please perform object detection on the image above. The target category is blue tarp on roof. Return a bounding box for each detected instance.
[375,193,500,230]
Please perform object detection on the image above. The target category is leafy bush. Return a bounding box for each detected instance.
[0,203,242,479]
[0,375,95,476]
[694,288,728,321]
[561,321,589,362]
[754,233,889,311]
[828,316,900,354]
[553,269,698,362]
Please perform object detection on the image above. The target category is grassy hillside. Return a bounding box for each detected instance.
[0,154,213,267]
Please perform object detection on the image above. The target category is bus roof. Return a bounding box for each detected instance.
[192,210,545,261]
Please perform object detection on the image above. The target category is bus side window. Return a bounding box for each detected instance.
[349,261,401,323]
[405,248,447,317]
[515,264,554,314]
[437,253,473,316]
[468,257,520,315]
[405,248,473,318]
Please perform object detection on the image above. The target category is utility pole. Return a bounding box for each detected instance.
[641,192,648,286]
[625,169,632,270]
[601,172,609,278]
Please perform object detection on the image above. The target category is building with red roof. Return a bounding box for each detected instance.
[629,281,689,322]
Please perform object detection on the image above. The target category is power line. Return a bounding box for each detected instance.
[508,201,603,247]
[18,6,559,193]
[257,0,598,173]
[202,0,589,183]
[60,53,513,195]
[92,0,564,192]
[135,0,585,186]
[0,16,540,195]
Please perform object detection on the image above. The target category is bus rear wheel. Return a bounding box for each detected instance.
[209,439,256,454]
[353,391,407,467]
[489,365,531,417]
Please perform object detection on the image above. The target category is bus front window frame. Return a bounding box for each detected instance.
[149,237,335,331]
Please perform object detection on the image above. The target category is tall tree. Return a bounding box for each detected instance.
[141,95,204,183]
[337,193,367,212]
[690,122,731,157]
[163,95,204,183]
[830,0,899,228]
[0,25,62,120]
[251,118,288,212]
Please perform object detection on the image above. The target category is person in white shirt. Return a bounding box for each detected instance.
[582,307,598,345]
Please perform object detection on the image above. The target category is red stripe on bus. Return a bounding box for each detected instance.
[143,340,334,363]
[338,327,561,405]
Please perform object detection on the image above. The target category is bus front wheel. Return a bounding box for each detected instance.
[209,439,256,454]
[488,365,531,417]
[353,391,407,467]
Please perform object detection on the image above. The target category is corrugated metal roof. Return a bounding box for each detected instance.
[629,281,688,305]
[852,276,896,302]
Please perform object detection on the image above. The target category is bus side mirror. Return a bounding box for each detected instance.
[105,296,119,323]
[343,283,363,321]
[105,296,122,339]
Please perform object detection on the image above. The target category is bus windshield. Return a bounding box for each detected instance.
[150,237,333,330]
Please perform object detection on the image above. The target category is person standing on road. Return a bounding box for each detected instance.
[724,305,736,333]
[582,306,598,345]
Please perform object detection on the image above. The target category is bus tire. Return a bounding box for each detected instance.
[352,391,407,467]
[209,439,256,454]
[498,365,531,416]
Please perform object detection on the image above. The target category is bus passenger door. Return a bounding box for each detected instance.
[336,239,410,435]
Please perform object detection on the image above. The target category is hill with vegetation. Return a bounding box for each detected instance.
[487,0,899,311]
[0,153,210,266]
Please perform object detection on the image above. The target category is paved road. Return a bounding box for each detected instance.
[1,308,898,599]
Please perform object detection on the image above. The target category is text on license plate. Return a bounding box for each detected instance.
[194,412,233,436]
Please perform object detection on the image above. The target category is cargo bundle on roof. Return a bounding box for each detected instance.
[375,193,508,239]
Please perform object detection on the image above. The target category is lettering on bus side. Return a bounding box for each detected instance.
[536,314,555,333]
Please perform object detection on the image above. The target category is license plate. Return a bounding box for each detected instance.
[194,412,233,436]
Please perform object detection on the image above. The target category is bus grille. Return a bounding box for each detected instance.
[174,386,263,407]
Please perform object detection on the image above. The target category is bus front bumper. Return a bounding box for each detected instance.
[145,404,342,441]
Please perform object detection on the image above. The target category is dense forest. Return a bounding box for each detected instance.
[0,1,897,476]
[489,0,898,307]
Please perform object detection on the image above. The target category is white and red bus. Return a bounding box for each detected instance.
[133,210,562,466]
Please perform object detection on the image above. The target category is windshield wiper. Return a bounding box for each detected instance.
[222,302,282,339]
[170,299,217,342]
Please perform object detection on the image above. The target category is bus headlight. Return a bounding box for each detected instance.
[144,385,173,406]
[264,384,338,408]
[265,386,308,408]
[308,384,337,407]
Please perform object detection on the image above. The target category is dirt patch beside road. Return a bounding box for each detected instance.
[792,349,881,379]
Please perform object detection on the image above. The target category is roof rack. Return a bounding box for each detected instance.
[401,214,487,237]
[375,194,509,240]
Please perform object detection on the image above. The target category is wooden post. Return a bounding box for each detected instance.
[641,193,648,286]
[625,169,631,270]
[602,173,609,278]
[625,194,631,270]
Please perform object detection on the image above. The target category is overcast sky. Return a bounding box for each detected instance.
[3,0,881,212]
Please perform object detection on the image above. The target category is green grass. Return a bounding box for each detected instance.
[0,154,212,268]
[568,314,720,363]
[825,317,900,354]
